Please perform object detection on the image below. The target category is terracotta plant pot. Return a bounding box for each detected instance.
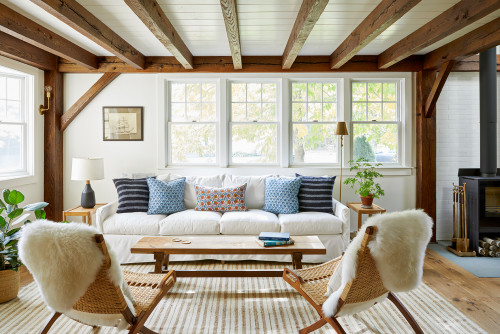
[0,269,20,303]
[360,195,374,209]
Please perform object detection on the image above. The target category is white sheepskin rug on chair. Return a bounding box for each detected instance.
[18,220,135,330]
[322,209,433,317]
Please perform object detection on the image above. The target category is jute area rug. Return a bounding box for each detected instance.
[0,261,486,334]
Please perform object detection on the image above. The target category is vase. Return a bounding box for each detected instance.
[360,195,374,209]
[0,269,20,303]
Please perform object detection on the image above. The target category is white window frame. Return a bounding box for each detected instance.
[166,79,220,166]
[289,78,343,167]
[349,78,405,167]
[227,79,281,167]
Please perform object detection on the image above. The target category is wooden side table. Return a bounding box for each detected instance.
[347,202,386,230]
[63,204,107,226]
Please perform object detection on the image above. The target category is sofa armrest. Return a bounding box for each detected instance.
[333,200,350,245]
[96,201,118,233]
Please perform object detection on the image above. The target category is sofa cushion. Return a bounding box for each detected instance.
[113,178,151,213]
[194,184,247,212]
[159,209,221,235]
[220,209,280,235]
[169,174,225,209]
[102,212,164,235]
[223,175,273,209]
[147,177,186,215]
[296,174,336,214]
[262,176,302,214]
[278,212,343,235]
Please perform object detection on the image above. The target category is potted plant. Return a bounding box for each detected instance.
[0,189,48,303]
[344,158,384,208]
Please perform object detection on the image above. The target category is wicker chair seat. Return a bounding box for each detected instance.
[124,271,175,315]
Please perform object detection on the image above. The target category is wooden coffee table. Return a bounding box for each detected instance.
[131,235,326,277]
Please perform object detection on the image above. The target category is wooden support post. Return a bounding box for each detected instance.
[43,69,63,221]
[416,70,437,242]
[425,60,455,118]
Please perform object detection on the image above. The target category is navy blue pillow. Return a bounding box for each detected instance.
[113,178,152,213]
[295,174,336,214]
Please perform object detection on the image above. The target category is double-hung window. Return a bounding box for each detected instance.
[0,72,29,177]
[291,81,339,164]
[229,81,279,164]
[168,81,218,164]
[351,81,400,164]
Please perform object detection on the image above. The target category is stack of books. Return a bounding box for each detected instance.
[256,232,294,247]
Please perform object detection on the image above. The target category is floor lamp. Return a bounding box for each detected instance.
[335,122,349,202]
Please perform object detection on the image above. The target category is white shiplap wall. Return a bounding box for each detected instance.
[436,72,500,240]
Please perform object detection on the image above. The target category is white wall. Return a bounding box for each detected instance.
[0,56,44,207]
[436,72,500,240]
[63,73,416,231]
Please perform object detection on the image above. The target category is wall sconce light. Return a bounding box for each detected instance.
[39,85,52,115]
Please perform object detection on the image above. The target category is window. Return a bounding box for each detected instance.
[351,81,399,163]
[230,81,279,164]
[291,81,338,164]
[0,72,28,177]
[168,81,217,164]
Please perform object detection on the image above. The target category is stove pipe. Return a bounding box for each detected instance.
[479,48,497,177]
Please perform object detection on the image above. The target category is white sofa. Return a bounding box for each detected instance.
[96,174,350,264]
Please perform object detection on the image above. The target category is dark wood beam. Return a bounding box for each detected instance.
[0,3,97,69]
[331,0,420,69]
[424,17,500,70]
[58,55,424,73]
[124,0,193,69]
[43,69,63,221]
[416,70,437,242]
[30,0,145,69]
[282,0,328,70]
[0,31,57,70]
[220,0,242,70]
[379,0,500,69]
[61,72,120,131]
[425,60,455,118]
[452,55,500,72]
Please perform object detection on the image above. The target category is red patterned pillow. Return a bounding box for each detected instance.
[194,184,247,212]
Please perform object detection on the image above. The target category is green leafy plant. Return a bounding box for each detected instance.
[344,158,385,198]
[0,189,48,271]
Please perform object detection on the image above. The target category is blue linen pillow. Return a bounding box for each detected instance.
[147,177,186,215]
[113,177,152,213]
[295,174,336,214]
[262,176,302,214]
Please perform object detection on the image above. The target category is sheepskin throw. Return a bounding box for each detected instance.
[19,220,135,329]
[323,209,433,317]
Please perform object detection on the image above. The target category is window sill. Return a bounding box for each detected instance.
[0,174,37,188]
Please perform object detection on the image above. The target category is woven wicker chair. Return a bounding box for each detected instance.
[39,234,176,334]
[283,226,424,334]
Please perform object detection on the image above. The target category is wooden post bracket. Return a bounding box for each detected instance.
[60,72,120,131]
[424,60,455,118]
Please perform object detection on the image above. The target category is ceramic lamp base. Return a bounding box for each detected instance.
[81,182,96,208]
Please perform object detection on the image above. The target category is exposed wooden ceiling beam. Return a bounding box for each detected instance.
[424,17,500,70]
[378,0,500,69]
[124,0,193,69]
[0,31,57,70]
[452,55,500,72]
[61,72,120,131]
[220,0,242,70]
[30,0,144,69]
[58,55,424,73]
[0,4,97,70]
[425,60,455,118]
[330,0,420,69]
[282,0,328,70]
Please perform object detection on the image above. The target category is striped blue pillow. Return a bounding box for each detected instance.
[295,174,336,214]
[113,178,152,213]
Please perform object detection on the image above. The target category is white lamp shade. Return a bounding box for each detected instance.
[71,158,104,181]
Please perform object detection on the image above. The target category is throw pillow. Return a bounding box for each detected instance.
[113,178,152,213]
[295,174,336,214]
[194,184,247,212]
[147,177,186,215]
[262,176,302,214]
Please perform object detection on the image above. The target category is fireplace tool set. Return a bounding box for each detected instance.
[447,183,476,257]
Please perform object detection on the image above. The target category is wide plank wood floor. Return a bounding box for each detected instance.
[18,249,500,332]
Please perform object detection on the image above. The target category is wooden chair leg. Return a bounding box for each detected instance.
[139,325,158,334]
[299,317,327,334]
[388,292,424,334]
[325,316,346,334]
[38,312,62,334]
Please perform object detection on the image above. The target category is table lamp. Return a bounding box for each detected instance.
[71,157,104,208]
[335,122,349,202]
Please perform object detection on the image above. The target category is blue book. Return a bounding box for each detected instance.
[256,237,294,247]
[258,232,290,241]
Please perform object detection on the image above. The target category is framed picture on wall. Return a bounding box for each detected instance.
[103,106,143,141]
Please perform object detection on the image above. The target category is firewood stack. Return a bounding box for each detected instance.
[478,237,500,257]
